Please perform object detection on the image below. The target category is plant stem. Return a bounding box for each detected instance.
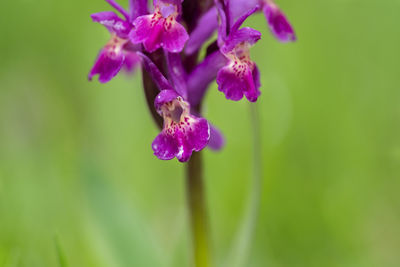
[186,151,212,267]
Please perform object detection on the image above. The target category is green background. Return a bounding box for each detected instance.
[0,0,399,266]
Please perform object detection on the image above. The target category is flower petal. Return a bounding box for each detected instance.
[123,51,141,72]
[137,52,174,91]
[152,132,179,160]
[130,15,164,52]
[221,27,261,54]
[208,123,225,151]
[216,66,246,101]
[263,2,296,42]
[216,64,260,102]
[230,5,260,33]
[154,89,180,112]
[185,7,218,55]
[88,48,125,83]
[161,20,189,53]
[152,115,210,162]
[130,12,189,53]
[91,11,131,38]
[187,51,228,106]
[215,1,228,46]
[176,117,210,162]
[129,0,148,22]
[165,52,188,99]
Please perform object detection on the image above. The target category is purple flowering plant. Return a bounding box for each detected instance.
[88,0,295,266]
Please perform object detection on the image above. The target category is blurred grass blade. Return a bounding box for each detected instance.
[81,158,165,267]
[54,235,68,267]
[225,103,262,267]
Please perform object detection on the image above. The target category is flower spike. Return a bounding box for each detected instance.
[87,0,298,161]
[130,0,189,53]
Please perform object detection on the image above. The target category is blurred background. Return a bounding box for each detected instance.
[0,0,399,266]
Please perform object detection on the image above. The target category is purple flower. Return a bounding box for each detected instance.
[130,0,189,53]
[263,0,296,42]
[153,90,210,162]
[88,9,140,83]
[138,53,211,162]
[216,6,262,102]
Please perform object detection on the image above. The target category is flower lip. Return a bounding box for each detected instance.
[152,90,210,162]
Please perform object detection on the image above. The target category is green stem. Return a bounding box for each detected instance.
[186,151,212,267]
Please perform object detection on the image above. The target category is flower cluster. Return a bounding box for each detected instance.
[88,0,296,162]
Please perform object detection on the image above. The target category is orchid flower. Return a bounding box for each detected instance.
[130,0,189,53]
[88,0,147,83]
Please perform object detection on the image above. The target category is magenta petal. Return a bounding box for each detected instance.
[88,49,124,83]
[230,0,260,20]
[165,52,188,99]
[263,3,296,42]
[177,118,210,162]
[216,65,261,102]
[129,0,148,21]
[208,124,225,151]
[137,53,174,91]
[243,67,261,102]
[154,90,180,112]
[252,65,261,89]
[221,27,261,54]
[131,14,189,53]
[123,51,140,72]
[152,117,210,162]
[185,7,218,55]
[215,1,228,46]
[130,15,163,52]
[230,5,260,33]
[161,21,189,53]
[144,22,165,52]
[152,132,179,160]
[187,51,228,106]
[91,11,131,38]
[187,118,210,152]
[217,66,246,101]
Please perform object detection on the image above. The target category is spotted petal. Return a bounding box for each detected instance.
[130,14,189,53]
[216,64,261,102]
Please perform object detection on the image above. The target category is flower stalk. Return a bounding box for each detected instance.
[186,151,212,267]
